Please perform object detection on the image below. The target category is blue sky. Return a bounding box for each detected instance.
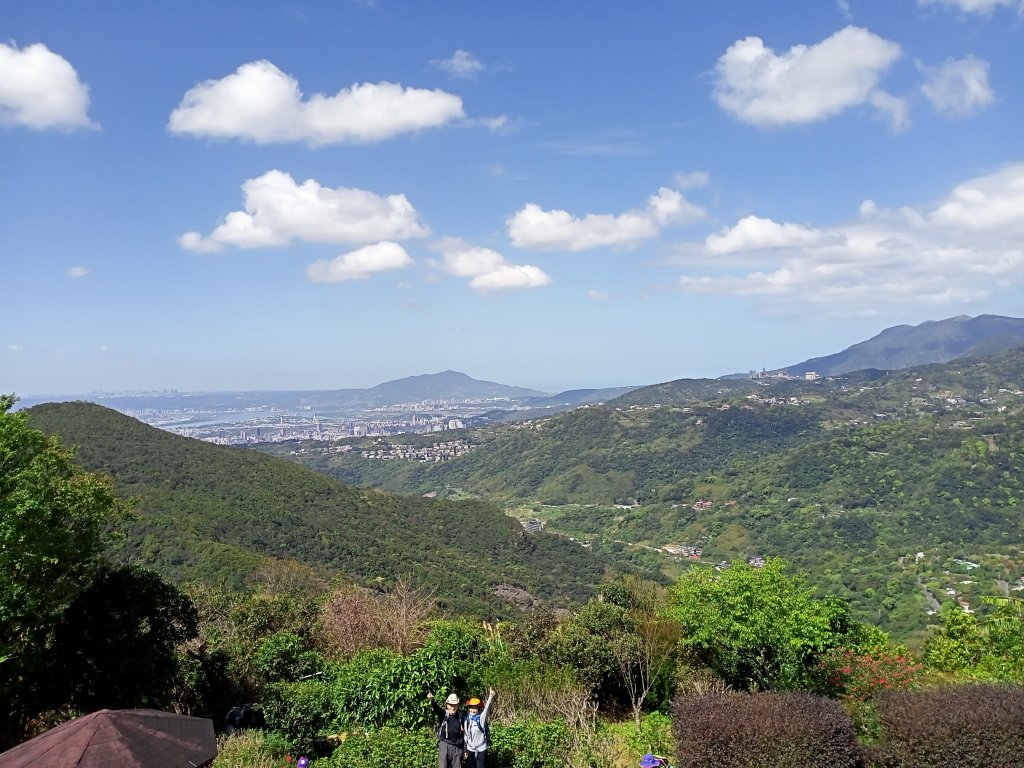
[2,0,1023,395]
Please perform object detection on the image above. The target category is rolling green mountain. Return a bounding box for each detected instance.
[266,349,1024,636]
[781,314,1024,377]
[24,402,632,617]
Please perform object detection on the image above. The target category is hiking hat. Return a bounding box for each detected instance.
[446,693,460,706]
[466,697,482,707]
[639,755,665,768]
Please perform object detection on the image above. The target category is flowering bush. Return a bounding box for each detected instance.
[818,646,922,701]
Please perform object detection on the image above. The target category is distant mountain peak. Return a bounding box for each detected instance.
[368,370,549,401]
[781,314,1024,377]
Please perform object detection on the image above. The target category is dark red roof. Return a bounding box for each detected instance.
[0,709,217,768]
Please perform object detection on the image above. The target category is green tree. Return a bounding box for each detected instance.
[923,602,1024,681]
[45,564,199,712]
[1,395,129,745]
[665,559,853,691]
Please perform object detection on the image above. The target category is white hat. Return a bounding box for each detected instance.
[445,693,460,706]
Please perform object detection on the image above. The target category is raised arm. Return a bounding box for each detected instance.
[427,691,443,719]
[481,688,496,723]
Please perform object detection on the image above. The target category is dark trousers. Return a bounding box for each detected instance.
[468,749,488,767]
[438,741,462,768]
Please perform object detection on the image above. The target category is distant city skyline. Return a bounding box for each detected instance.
[3,1,1023,395]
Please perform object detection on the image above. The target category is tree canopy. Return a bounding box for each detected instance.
[666,559,864,691]
[1,395,132,743]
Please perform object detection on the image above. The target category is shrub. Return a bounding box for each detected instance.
[325,727,435,768]
[488,720,573,768]
[672,691,862,768]
[322,721,572,768]
[817,645,922,701]
[316,578,435,661]
[211,730,288,768]
[873,684,1024,768]
[627,711,674,759]
[260,679,338,754]
[479,655,589,724]
[666,560,854,692]
[254,631,323,683]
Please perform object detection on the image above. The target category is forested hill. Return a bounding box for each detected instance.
[25,402,624,616]
[267,349,1024,635]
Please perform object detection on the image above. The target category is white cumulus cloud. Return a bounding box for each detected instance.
[306,241,413,283]
[508,187,706,251]
[433,237,551,293]
[677,162,1024,315]
[168,60,464,145]
[713,26,902,128]
[0,42,96,130]
[920,56,994,117]
[179,170,428,252]
[470,265,551,293]
[433,50,484,79]
[927,163,1024,234]
[706,216,832,255]
[918,0,1021,13]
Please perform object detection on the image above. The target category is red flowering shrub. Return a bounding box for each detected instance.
[818,646,922,701]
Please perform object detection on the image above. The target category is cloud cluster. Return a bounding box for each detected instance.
[0,42,96,130]
[920,56,994,116]
[713,26,904,129]
[179,170,428,252]
[678,163,1024,314]
[507,187,706,251]
[433,237,551,293]
[306,241,413,282]
[168,60,464,145]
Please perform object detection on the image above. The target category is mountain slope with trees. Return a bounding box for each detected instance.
[271,349,1024,636]
[24,402,630,616]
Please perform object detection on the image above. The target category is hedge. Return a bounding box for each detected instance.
[872,684,1024,768]
[672,691,862,768]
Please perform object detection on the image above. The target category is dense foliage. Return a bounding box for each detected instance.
[277,348,1024,637]
[0,396,195,749]
[666,559,871,691]
[25,401,638,617]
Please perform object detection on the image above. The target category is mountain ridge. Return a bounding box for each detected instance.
[780,314,1024,377]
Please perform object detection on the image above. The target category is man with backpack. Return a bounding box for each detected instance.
[427,690,466,768]
[464,689,496,767]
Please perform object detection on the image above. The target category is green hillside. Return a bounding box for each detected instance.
[265,349,1024,637]
[25,402,630,617]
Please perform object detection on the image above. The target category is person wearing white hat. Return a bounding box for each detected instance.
[427,690,466,768]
